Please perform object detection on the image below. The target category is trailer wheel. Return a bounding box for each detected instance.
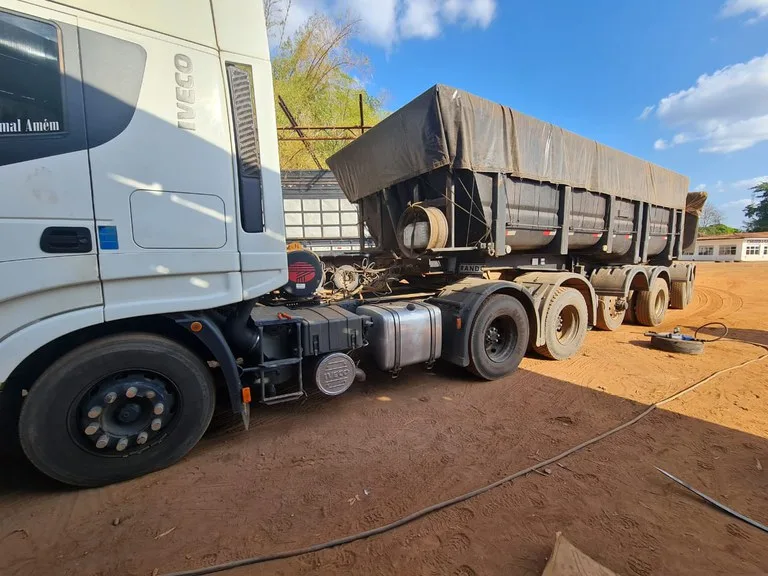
[634,278,669,327]
[468,294,529,380]
[534,287,588,360]
[669,280,692,310]
[595,296,626,331]
[19,333,215,487]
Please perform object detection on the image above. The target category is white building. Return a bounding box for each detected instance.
[685,232,768,262]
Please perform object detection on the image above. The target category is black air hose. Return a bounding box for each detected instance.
[224,300,260,355]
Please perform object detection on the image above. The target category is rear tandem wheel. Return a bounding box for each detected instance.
[468,294,530,380]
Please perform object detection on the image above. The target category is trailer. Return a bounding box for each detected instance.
[0,0,700,487]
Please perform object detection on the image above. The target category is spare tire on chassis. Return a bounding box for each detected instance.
[18,333,215,487]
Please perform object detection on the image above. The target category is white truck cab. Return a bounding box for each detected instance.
[0,0,293,485]
[1,0,287,384]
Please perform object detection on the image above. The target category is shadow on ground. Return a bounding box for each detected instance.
[0,359,766,576]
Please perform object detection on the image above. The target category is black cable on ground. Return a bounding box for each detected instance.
[163,334,768,576]
[694,321,728,342]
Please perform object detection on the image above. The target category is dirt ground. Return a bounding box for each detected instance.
[1,263,767,576]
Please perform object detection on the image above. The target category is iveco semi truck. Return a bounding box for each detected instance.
[0,0,701,486]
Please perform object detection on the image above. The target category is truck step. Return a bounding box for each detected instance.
[261,391,305,405]
[260,357,302,369]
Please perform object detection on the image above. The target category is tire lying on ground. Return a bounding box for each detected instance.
[595,296,626,331]
[634,278,669,327]
[649,334,704,355]
[19,333,216,487]
[670,280,692,310]
[534,287,589,360]
[468,294,530,380]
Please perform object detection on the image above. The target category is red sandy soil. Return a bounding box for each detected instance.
[1,262,767,576]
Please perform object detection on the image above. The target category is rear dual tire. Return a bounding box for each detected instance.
[635,278,669,327]
[19,333,215,487]
[534,287,589,360]
[468,295,529,380]
[595,296,626,331]
[670,280,692,309]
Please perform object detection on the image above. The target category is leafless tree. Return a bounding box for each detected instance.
[700,203,724,227]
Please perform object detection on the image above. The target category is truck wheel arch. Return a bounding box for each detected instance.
[1,313,217,455]
[429,278,539,368]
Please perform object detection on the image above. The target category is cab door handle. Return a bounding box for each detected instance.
[40,227,93,254]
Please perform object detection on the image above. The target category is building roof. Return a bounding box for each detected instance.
[697,232,768,241]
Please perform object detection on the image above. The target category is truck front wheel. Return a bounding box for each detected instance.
[19,333,215,487]
[468,294,529,380]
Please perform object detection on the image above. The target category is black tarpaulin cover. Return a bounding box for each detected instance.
[327,85,689,209]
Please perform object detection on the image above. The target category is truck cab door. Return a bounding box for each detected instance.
[79,18,244,321]
[0,2,102,376]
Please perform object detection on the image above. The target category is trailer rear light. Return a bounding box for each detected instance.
[226,63,264,233]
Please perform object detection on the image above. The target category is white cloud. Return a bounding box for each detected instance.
[339,0,399,46]
[720,198,754,209]
[443,0,496,27]
[721,0,768,23]
[268,0,497,47]
[732,175,768,188]
[638,105,655,120]
[694,183,707,191]
[400,0,441,39]
[715,180,725,192]
[652,54,768,153]
[654,138,669,150]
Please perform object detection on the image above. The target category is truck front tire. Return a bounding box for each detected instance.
[468,294,529,380]
[19,333,215,487]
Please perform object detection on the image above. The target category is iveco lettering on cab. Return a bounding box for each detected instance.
[174,53,195,131]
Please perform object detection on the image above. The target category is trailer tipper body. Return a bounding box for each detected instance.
[327,84,690,263]
[0,0,701,486]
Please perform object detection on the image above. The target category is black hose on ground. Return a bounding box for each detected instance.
[163,333,768,576]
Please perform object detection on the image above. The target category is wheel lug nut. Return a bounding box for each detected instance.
[116,437,129,452]
[104,392,117,404]
[96,434,109,449]
[87,406,103,419]
[151,418,162,431]
[153,403,165,416]
[85,423,100,436]
[126,386,138,398]
[136,431,149,445]
[145,391,156,400]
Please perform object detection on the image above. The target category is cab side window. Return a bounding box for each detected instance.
[0,11,64,136]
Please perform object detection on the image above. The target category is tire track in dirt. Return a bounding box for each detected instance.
[671,286,744,325]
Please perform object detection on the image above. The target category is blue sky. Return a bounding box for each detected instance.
[274,0,768,227]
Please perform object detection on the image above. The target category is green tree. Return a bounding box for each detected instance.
[698,224,740,236]
[267,8,385,169]
[744,182,768,232]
